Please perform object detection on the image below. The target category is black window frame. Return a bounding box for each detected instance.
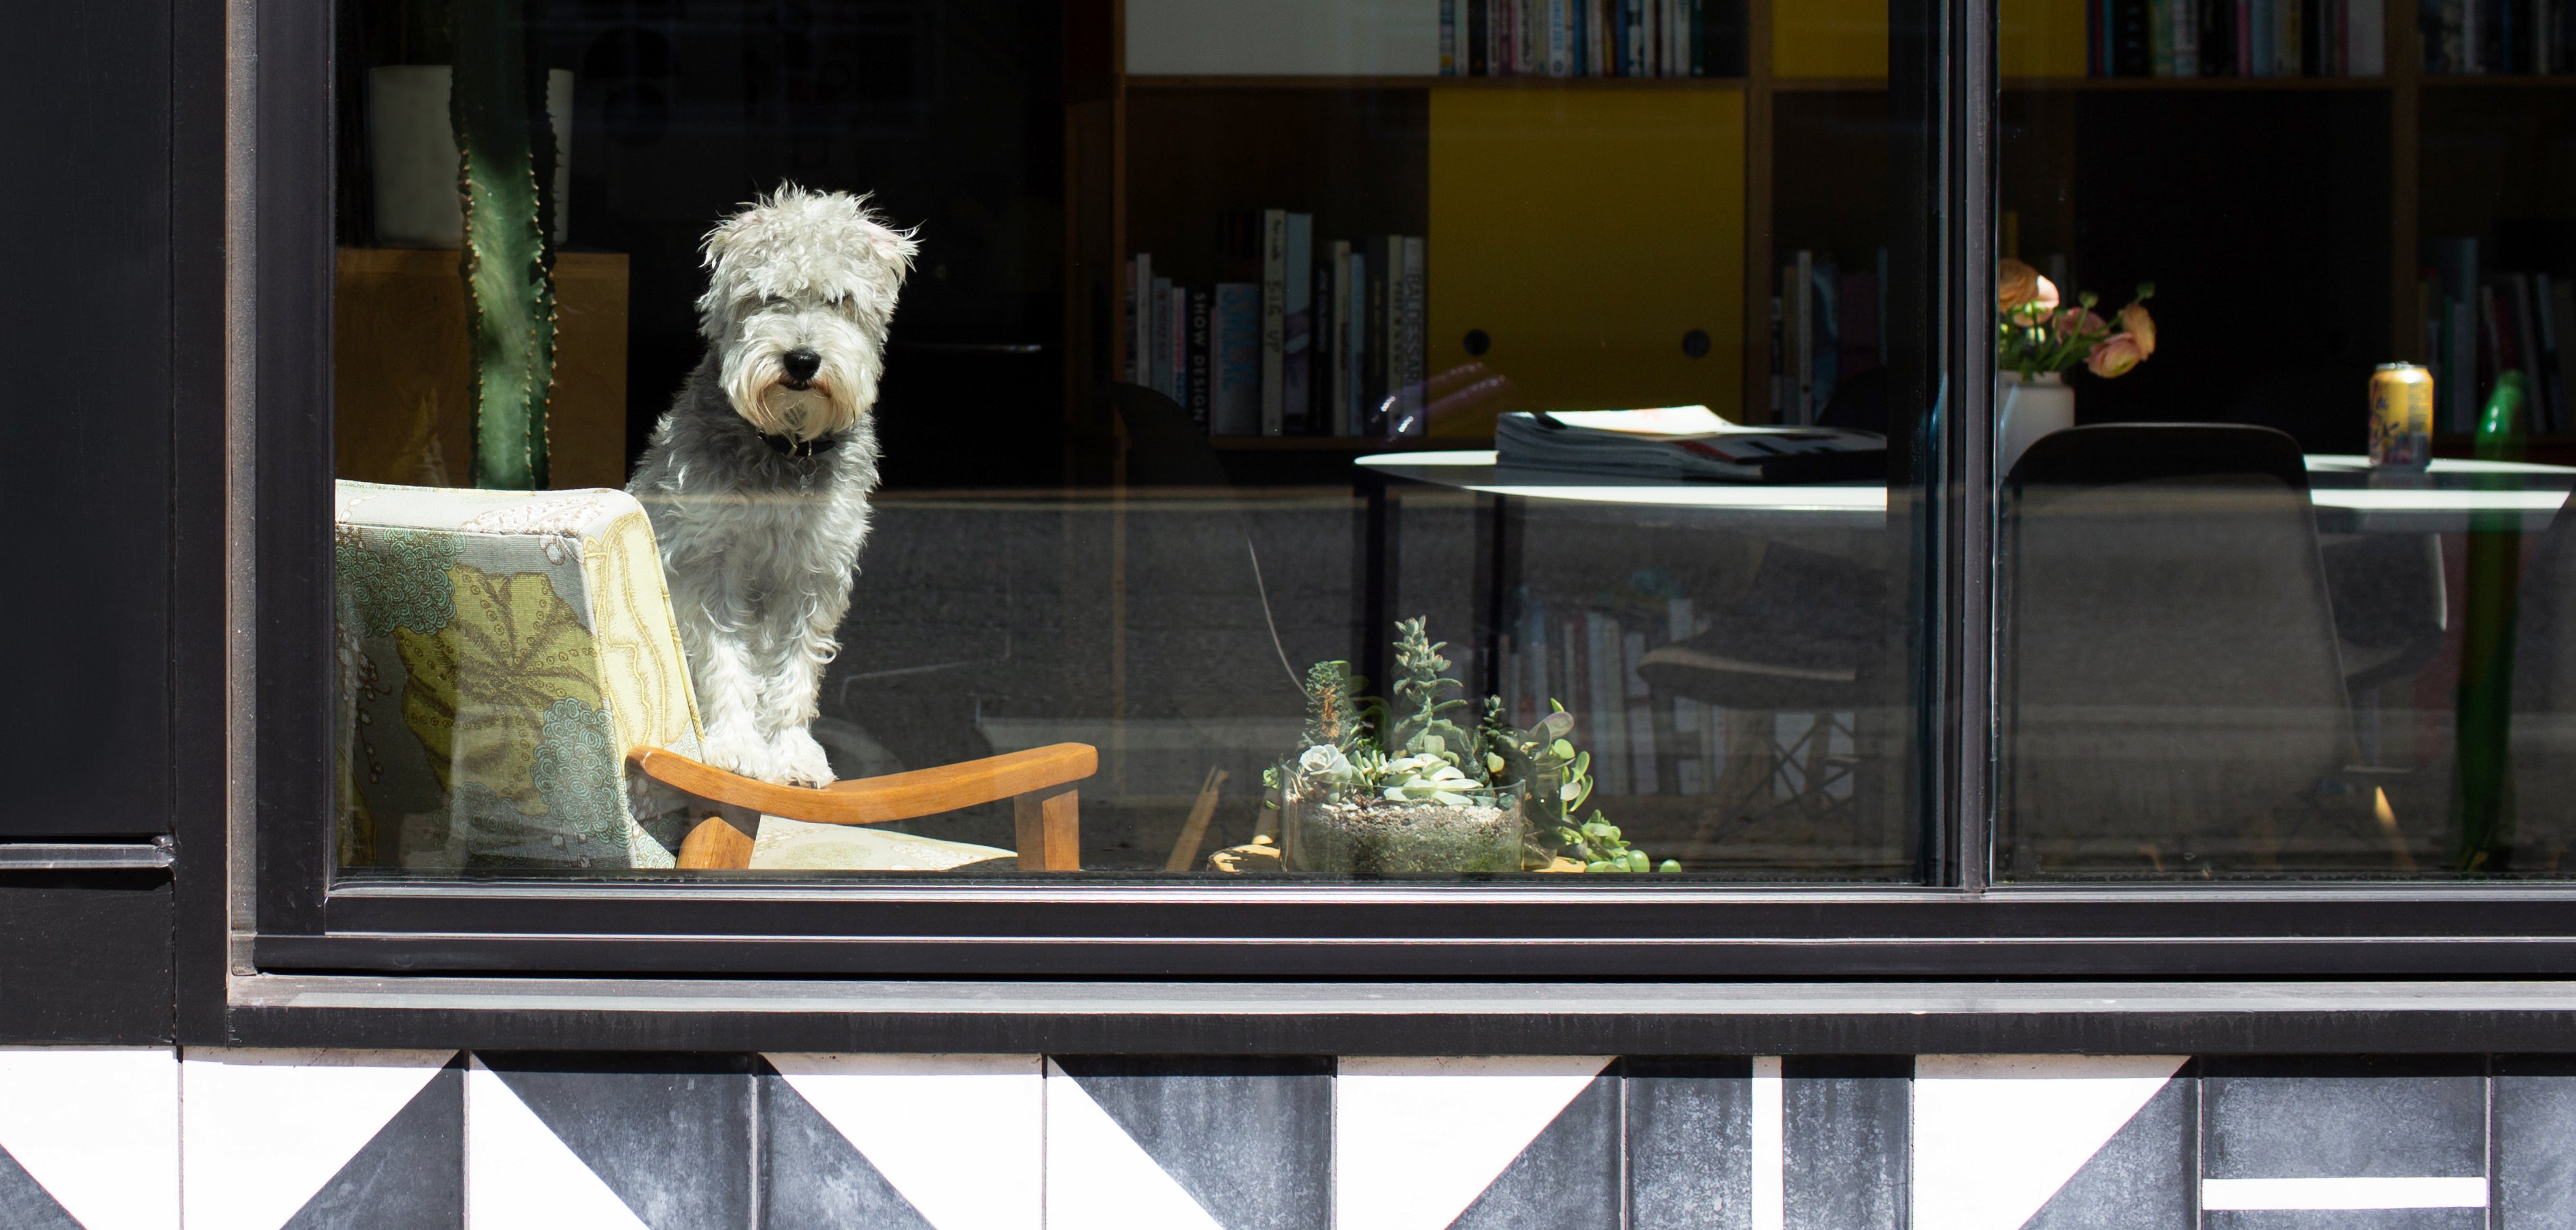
[220,0,2576,990]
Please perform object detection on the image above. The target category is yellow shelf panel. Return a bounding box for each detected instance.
[1775,0,2089,80]
[1428,88,1748,426]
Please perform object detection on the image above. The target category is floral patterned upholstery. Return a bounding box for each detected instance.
[334,481,703,870]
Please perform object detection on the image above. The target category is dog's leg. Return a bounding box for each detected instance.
[685,623,788,784]
[755,595,846,788]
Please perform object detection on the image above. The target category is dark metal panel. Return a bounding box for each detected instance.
[212,977,2576,1055]
[0,875,174,1044]
[168,0,233,1041]
[0,0,174,838]
[252,0,339,940]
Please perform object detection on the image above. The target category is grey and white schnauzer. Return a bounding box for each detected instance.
[629,186,919,786]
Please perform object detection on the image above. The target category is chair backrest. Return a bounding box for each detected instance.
[1999,424,2350,872]
[334,481,705,870]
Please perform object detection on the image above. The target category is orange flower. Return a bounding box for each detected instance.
[2086,332,2147,378]
[2118,303,2156,357]
[1999,259,2041,312]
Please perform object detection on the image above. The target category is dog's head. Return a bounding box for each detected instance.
[696,185,920,443]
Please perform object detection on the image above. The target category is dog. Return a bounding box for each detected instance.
[628,186,919,787]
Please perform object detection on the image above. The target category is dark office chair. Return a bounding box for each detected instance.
[1108,382,1232,488]
[1999,424,2354,876]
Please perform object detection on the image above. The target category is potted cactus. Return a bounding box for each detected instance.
[1266,619,1679,874]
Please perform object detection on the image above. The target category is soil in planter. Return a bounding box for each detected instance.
[1287,799,1523,874]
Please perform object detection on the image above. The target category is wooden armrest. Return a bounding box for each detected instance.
[628,742,1097,827]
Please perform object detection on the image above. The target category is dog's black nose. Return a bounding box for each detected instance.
[781,349,822,383]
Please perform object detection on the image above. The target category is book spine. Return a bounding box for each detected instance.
[1400,236,1427,437]
[1170,283,1189,401]
[2350,0,2385,70]
[1260,209,1287,436]
[1363,237,1391,437]
[2174,0,2201,73]
[1186,287,1211,429]
[1150,276,1173,399]
[1692,0,1706,74]
[2239,0,2254,74]
[1442,0,1459,74]
[1283,212,1314,435]
[1126,254,1149,384]
[1213,283,1261,435]
[1550,0,1572,74]
[1470,0,1490,74]
[2152,0,2176,71]
[1345,250,1367,435]
[1315,253,1339,437]
[1794,251,1815,424]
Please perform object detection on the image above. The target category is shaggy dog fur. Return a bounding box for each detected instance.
[628,186,919,786]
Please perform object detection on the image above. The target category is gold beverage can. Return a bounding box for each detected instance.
[2370,362,2434,470]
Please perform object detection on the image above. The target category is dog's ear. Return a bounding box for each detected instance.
[855,214,921,278]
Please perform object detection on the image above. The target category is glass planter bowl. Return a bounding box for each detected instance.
[1278,767,1527,874]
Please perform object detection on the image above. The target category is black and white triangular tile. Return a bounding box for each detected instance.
[1046,1057,1226,1229]
[763,1053,1041,1229]
[1335,1056,1614,1230]
[1625,1056,1753,1230]
[1913,1055,2187,1230]
[0,1047,176,1230]
[2496,1054,2576,1225]
[1051,1056,1331,1230]
[181,1048,454,1230]
[1784,1056,1910,1230]
[1445,1064,1619,1230]
[2022,1063,2194,1230]
[464,1055,646,1229]
[2201,1056,2488,1229]
[474,1051,761,1229]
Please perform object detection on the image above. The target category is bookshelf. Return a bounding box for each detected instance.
[1069,0,2576,450]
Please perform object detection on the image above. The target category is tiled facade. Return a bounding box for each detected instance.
[3,1047,2571,1228]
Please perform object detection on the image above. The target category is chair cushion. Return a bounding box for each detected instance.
[335,481,705,870]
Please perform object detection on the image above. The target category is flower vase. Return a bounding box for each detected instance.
[1995,371,2074,479]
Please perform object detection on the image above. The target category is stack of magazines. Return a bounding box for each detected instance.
[1495,406,1885,483]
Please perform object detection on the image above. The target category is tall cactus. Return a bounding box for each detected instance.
[450,0,554,489]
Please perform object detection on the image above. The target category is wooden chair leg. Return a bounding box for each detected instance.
[677,804,759,870]
[1013,785,1081,871]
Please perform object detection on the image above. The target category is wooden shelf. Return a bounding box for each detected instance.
[2420,74,2576,88]
[1777,74,2400,91]
[1126,74,1752,91]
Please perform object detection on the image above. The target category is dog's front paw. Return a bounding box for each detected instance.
[700,724,777,782]
[770,728,836,788]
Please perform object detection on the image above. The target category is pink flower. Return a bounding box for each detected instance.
[2118,303,2156,356]
[2086,332,2146,378]
[2053,308,2106,339]
[1998,259,2042,312]
[2033,275,2061,312]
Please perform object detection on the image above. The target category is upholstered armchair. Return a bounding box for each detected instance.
[333,481,1092,872]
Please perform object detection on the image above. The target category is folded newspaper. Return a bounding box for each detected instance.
[1495,406,1886,483]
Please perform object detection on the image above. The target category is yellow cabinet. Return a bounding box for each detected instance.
[1427,88,1748,429]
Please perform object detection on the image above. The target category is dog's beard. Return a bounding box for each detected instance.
[744,381,851,441]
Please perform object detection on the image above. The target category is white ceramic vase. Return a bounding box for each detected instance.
[1995,370,2074,479]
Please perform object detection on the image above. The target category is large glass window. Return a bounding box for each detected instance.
[1995,11,2576,879]
[323,0,1947,880]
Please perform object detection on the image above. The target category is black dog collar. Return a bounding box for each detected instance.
[759,431,840,458]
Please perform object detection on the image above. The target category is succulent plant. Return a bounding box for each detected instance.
[1265,618,1677,874]
[452,0,557,490]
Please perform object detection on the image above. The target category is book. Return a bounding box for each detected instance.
[2153,0,2176,72]
[1470,0,1490,74]
[1211,283,1262,435]
[1312,255,1337,437]
[1283,212,1314,435]
[1259,208,1287,436]
[1185,287,1212,428]
[1791,251,1815,423]
[1363,236,1393,437]
[1168,281,1189,400]
[1125,253,1151,383]
[1442,0,1459,74]
[2349,0,2385,71]
[1809,259,1841,415]
[1151,275,1174,400]
[1495,406,1888,482]
[1398,236,1428,437]
[2174,0,2201,74]
[1550,0,1571,74]
[1343,247,1367,435]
